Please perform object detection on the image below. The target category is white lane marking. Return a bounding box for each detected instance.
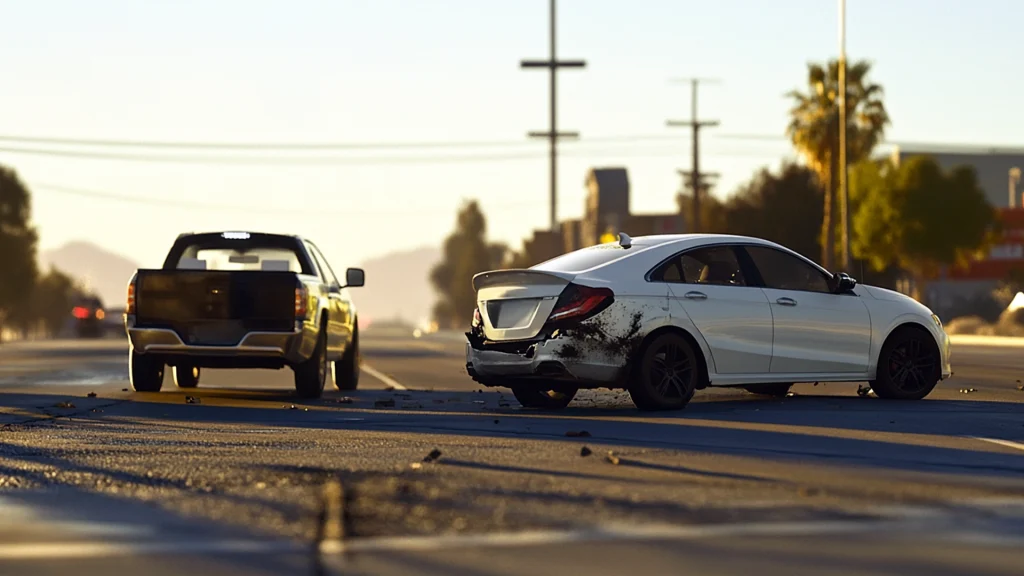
[360,364,407,391]
[0,519,890,560]
[971,437,1024,452]
[0,540,300,560]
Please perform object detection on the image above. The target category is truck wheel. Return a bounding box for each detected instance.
[333,328,360,391]
[130,349,164,392]
[174,365,200,389]
[294,327,327,399]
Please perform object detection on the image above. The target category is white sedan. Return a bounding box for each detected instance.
[465,233,951,411]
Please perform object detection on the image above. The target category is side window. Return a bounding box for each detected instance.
[307,242,339,286]
[744,246,831,293]
[651,246,747,287]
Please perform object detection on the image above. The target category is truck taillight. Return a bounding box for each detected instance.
[126,282,136,315]
[295,286,308,319]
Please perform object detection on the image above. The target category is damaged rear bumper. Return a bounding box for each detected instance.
[464,331,625,387]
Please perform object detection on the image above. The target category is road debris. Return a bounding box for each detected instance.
[374,399,396,409]
[565,430,591,438]
[959,388,977,394]
[856,385,872,397]
[423,449,443,462]
[87,392,97,398]
[409,462,422,470]
[384,385,396,391]
[605,451,620,465]
[121,388,129,392]
[185,396,200,404]
[493,419,500,424]
[1017,379,1023,391]
[334,397,354,404]
[54,401,76,409]
[580,446,593,457]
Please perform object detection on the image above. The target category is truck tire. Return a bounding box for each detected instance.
[130,349,164,392]
[173,365,200,389]
[333,327,360,391]
[294,327,327,399]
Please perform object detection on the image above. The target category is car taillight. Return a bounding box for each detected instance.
[72,306,89,319]
[546,283,614,325]
[295,286,308,319]
[95,309,106,320]
[126,281,136,315]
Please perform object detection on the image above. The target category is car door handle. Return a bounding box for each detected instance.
[776,297,797,306]
[683,291,707,300]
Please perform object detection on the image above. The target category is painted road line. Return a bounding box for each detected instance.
[0,519,892,560]
[360,364,408,391]
[972,437,1024,452]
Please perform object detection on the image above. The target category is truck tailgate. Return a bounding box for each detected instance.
[134,270,297,346]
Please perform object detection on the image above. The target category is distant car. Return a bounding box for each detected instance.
[124,231,365,398]
[466,233,952,411]
[72,296,106,338]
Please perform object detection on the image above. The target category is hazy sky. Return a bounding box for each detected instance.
[1,0,1020,272]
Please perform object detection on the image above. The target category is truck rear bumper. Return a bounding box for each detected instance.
[126,316,316,366]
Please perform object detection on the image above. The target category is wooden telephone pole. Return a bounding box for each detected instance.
[667,78,719,233]
[521,0,586,231]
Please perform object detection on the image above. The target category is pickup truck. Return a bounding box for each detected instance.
[124,231,364,398]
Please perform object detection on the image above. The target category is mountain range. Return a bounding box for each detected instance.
[39,241,442,324]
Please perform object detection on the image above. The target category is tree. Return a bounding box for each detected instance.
[429,201,508,329]
[0,165,39,339]
[721,162,824,262]
[787,59,889,270]
[851,155,995,303]
[25,267,81,337]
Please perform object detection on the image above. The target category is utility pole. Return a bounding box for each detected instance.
[667,78,719,233]
[521,0,586,231]
[838,0,850,271]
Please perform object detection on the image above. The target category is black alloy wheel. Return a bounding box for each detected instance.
[871,329,940,400]
[628,333,698,411]
[130,348,164,392]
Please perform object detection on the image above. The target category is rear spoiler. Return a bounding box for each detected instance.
[471,269,576,292]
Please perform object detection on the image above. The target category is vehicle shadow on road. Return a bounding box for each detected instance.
[2,389,1023,485]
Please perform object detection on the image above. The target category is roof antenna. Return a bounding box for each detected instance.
[618,232,632,249]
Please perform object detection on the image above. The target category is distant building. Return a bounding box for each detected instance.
[889,146,1024,317]
[515,166,685,266]
[890,145,1024,208]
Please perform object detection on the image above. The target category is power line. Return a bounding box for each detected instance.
[0,144,788,165]
[0,133,686,151]
[30,183,544,215]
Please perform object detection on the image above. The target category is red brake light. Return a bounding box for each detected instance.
[126,282,136,315]
[295,286,308,319]
[547,283,614,324]
[72,306,89,319]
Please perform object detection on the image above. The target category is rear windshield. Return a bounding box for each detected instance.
[533,244,631,273]
[165,234,314,275]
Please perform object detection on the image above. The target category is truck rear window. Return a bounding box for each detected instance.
[168,234,314,275]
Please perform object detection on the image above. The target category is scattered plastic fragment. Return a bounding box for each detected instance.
[423,449,442,462]
[185,396,200,405]
[580,446,593,457]
[55,401,75,409]
[605,451,620,465]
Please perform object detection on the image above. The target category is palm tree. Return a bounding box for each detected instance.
[787,59,889,269]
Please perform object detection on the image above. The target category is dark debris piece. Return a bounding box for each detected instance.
[54,402,75,409]
[374,398,396,409]
[185,396,200,404]
[87,392,97,398]
[856,385,871,397]
[565,430,591,438]
[959,388,978,394]
[335,397,354,404]
[423,449,443,462]
[580,446,593,457]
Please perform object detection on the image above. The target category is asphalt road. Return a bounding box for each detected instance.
[0,331,1022,575]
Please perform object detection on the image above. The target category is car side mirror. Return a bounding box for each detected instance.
[834,272,857,293]
[343,268,365,288]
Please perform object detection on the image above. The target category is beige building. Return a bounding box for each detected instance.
[516,167,686,266]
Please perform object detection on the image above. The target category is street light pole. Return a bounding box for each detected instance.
[838,0,850,271]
